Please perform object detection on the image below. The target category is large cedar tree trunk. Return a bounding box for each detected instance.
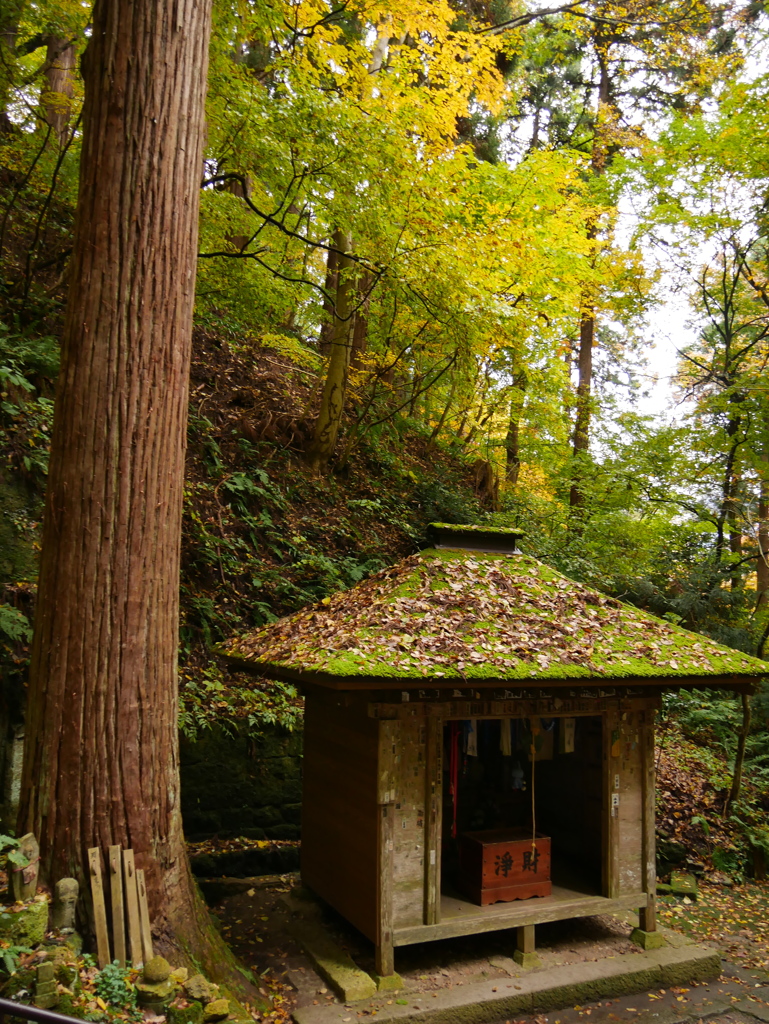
[17,0,230,969]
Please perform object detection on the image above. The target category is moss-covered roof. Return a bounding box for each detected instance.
[223,549,768,686]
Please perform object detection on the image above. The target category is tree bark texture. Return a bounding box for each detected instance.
[0,0,24,132]
[505,366,528,485]
[18,0,217,960]
[43,36,76,146]
[569,306,594,509]
[319,245,339,357]
[725,693,751,815]
[569,50,610,513]
[307,229,353,472]
[757,450,769,611]
[350,271,372,369]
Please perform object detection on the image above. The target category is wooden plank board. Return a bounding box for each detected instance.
[87,848,110,968]
[617,711,644,896]
[108,845,126,967]
[136,869,153,962]
[376,719,397,976]
[603,709,620,898]
[376,804,395,976]
[391,718,426,929]
[639,711,658,931]
[301,697,380,942]
[368,696,663,719]
[424,715,442,926]
[122,849,142,967]
[394,891,647,946]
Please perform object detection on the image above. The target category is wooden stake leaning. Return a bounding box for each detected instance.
[122,849,143,967]
[87,848,111,969]
[108,845,126,967]
[136,868,153,962]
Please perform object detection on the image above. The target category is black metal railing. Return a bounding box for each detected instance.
[0,997,85,1024]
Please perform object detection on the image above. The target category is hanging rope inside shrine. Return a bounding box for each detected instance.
[449,720,460,838]
[529,716,538,855]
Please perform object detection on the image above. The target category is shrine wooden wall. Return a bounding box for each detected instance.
[301,694,379,941]
[604,707,655,900]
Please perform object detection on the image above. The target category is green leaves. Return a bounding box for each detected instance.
[0,605,33,644]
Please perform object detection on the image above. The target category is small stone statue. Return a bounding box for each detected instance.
[35,962,57,1009]
[52,877,79,932]
[9,833,39,902]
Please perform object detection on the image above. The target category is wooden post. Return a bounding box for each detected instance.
[376,805,395,977]
[136,868,154,962]
[108,845,126,966]
[88,848,111,968]
[376,720,397,977]
[424,715,442,926]
[639,711,657,932]
[517,924,535,954]
[122,849,142,967]
[602,708,620,899]
[513,924,540,968]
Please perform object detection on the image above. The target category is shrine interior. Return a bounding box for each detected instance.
[441,715,604,903]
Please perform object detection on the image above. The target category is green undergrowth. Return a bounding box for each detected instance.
[176,332,488,732]
[0,319,488,737]
[656,712,769,882]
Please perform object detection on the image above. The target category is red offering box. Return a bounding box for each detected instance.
[458,828,552,906]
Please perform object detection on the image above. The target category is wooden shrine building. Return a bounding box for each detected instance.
[223,525,767,976]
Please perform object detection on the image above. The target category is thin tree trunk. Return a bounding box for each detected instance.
[728,497,743,591]
[505,366,528,485]
[757,454,769,611]
[569,305,594,508]
[715,416,741,566]
[42,36,76,147]
[0,1,23,133]
[225,173,250,252]
[319,245,339,357]
[570,51,610,513]
[307,229,353,472]
[350,271,372,369]
[725,693,751,815]
[16,0,240,979]
[429,374,457,442]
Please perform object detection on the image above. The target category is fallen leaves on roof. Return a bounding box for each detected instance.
[225,550,767,681]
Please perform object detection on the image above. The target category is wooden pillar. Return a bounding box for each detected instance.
[602,708,621,898]
[517,924,535,954]
[424,715,442,926]
[376,721,397,977]
[639,710,657,932]
[513,924,540,968]
[376,804,395,975]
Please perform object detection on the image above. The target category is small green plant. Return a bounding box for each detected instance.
[0,944,32,974]
[690,814,711,836]
[0,605,33,644]
[95,960,137,1011]
[0,833,27,870]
